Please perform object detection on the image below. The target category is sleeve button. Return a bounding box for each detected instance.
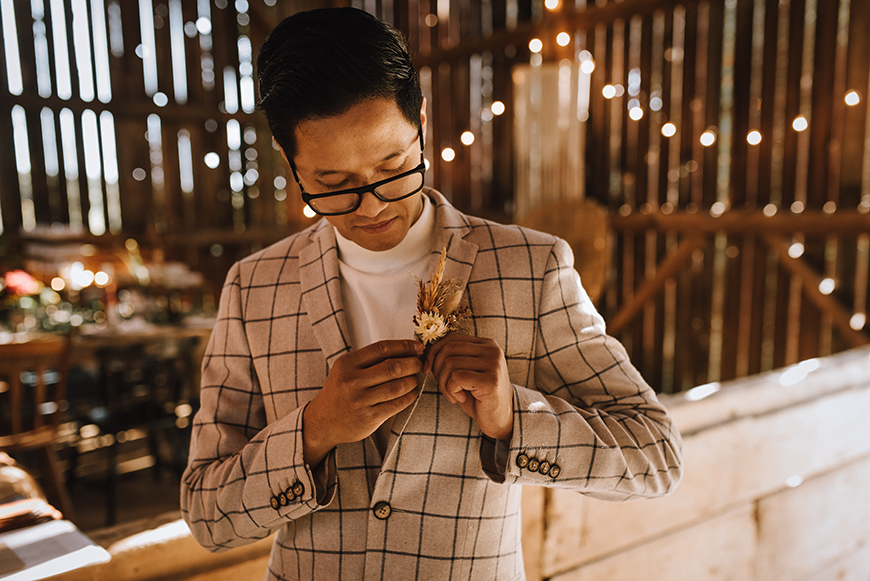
[538,461,551,475]
[278,493,288,506]
[516,453,530,469]
[293,482,305,497]
[528,458,540,472]
[549,464,561,478]
[270,496,279,510]
[286,487,296,502]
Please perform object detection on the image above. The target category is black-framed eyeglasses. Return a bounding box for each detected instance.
[289,129,426,216]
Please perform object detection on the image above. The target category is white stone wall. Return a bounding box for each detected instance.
[523,345,870,581]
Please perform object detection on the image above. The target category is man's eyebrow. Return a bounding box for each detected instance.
[311,143,412,179]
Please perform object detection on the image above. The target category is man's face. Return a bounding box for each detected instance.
[290,98,427,252]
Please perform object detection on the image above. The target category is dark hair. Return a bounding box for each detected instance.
[256,7,423,161]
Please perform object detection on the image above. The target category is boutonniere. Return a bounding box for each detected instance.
[413,247,470,348]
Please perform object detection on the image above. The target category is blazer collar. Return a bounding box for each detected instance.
[298,188,479,376]
[299,221,352,371]
[383,189,479,464]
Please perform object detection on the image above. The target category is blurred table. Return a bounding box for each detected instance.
[0,319,213,392]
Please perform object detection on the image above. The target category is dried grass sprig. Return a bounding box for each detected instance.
[413,248,470,347]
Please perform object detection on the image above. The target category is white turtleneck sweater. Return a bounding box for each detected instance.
[334,194,436,456]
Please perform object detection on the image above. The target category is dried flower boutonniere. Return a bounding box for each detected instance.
[413,247,470,348]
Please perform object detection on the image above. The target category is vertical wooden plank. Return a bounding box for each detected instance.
[755,0,779,209]
[805,0,838,209]
[451,59,471,211]
[115,118,150,235]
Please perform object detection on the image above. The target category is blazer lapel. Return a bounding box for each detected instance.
[381,191,479,466]
[299,223,352,371]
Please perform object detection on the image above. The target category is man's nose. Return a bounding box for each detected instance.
[355,190,389,218]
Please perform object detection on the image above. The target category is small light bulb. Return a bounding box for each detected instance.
[629,106,643,121]
[529,38,543,53]
[204,152,220,168]
[747,130,762,145]
[845,90,860,106]
[556,32,570,47]
[460,131,474,146]
[700,130,717,147]
[441,147,456,162]
[788,242,804,259]
[662,122,677,137]
[818,278,836,295]
[491,101,505,116]
[602,85,616,99]
[793,116,808,132]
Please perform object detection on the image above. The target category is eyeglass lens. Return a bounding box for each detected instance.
[308,171,424,214]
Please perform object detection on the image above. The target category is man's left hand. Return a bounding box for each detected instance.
[425,334,514,441]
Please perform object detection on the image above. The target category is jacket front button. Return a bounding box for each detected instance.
[516,454,530,469]
[373,501,392,520]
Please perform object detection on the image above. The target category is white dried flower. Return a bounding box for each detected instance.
[415,311,450,346]
[413,247,470,348]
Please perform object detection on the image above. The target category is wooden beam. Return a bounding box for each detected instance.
[412,0,710,68]
[761,233,869,349]
[609,234,708,336]
[611,210,870,236]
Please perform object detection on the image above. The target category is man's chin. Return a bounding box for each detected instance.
[347,220,406,251]
[354,235,403,252]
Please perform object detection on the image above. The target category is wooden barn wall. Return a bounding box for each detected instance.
[2,0,869,392]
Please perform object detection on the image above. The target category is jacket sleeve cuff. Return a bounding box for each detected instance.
[502,384,565,484]
[248,404,338,525]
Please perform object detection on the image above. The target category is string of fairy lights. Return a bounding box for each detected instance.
[433,30,863,166]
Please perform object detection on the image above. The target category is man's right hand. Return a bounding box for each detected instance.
[302,339,424,466]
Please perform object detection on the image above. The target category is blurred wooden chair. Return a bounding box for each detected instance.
[0,337,74,518]
[515,197,610,305]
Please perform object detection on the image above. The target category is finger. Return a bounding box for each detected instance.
[371,383,421,417]
[364,355,423,388]
[424,332,476,366]
[366,374,420,406]
[433,353,487,383]
[429,335,493,368]
[353,339,424,368]
[434,356,489,403]
[444,368,493,403]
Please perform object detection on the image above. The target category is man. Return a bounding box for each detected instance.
[181,8,682,581]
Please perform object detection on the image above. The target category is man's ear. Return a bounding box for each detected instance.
[420,96,428,144]
[274,137,290,165]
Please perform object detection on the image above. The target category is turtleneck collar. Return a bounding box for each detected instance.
[334,193,435,276]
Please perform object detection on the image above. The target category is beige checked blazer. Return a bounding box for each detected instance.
[181,189,683,581]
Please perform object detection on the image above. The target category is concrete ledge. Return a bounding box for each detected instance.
[539,345,870,581]
[50,511,272,581]
[48,346,870,581]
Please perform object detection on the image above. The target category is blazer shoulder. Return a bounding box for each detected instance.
[234,221,325,281]
[463,214,562,251]
[240,222,323,264]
